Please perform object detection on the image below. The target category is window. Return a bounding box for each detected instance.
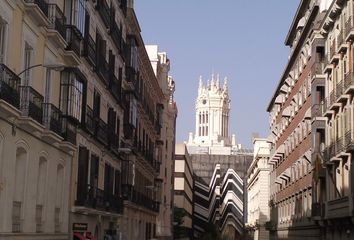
[23,42,33,86]
[60,70,84,121]
[129,96,137,127]
[0,17,7,63]
[64,0,86,35]
[127,36,138,71]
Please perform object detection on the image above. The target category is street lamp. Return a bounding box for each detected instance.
[17,63,66,76]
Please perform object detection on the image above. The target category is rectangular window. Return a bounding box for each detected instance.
[0,18,7,63]
[64,0,86,36]
[23,42,33,86]
[60,70,84,121]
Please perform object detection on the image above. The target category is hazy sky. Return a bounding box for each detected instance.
[135,1,300,148]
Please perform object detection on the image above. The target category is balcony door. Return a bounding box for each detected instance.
[64,0,86,36]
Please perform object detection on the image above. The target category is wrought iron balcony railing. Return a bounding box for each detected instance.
[48,4,66,39]
[344,71,354,91]
[97,0,111,28]
[96,118,108,146]
[83,34,96,67]
[76,184,123,214]
[0,64,20,109]
[43,103,62,135]
[109,74,122,103]
[19,86,44,124]
[84,106,95,135]
[97,54,111,86]
[61,118,76,144]
[65,25,82,57]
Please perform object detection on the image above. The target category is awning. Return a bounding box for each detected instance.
[73,233,97,240]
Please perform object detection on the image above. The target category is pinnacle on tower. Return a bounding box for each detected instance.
[216,74,220,88]
[223,77,228,92]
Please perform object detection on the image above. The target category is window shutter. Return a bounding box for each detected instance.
[77,146,89,204]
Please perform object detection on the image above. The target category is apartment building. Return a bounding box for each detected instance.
[312,0,354,239]
[246,138,271,240]
[147,45,178,240]
[0,1,176,240]
[174,143,193,239]
[266,1,329,239]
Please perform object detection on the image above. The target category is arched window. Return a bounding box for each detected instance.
[55,164,64,232]
[36,157,47,232]
[13,146,27,232]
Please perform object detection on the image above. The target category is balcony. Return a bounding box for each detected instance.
[23,0,49,26]
[122,186,159,212]
[83,34,96,67]
[334,137,345,156]
[109,132,119,154]
[0,64,20,110]
[125,66,138,91]
[61,118,76,145]
[345,15,354,41]
[110,19,123,53]
[47,4,66,47]
[19,86,44,124]
[76,185,123,214]
[96,0,111,29]
[84,106,95,135]
[311,103,325,118]
[109,74,122,103]
[43,103,62,136]
[335,80,348,103]
[123,123,135,140]
[96,118,108,146]
[97,54,111,86]
[344,72,354,94]
[64,25,82,63]
[337,30,347,52]
[326,196,350,219]
[311,202,325,220]
[329,40,339,63]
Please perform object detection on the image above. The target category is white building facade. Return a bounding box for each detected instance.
[187,75,240,155]
[246,138,271,240]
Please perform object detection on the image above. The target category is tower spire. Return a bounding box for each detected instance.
[223,77,228,92]
[198,75,203,95]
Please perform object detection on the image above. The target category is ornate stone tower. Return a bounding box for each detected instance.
[191,74,231,147]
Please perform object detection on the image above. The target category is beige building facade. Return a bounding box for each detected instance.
[313,0,354,239]
[266,0,331,239]
[174,143,193,239]
[146,45,177,240]
[246,138,271,240]
[0,1,176,240]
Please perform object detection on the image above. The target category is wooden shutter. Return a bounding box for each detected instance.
[77,146,89,203]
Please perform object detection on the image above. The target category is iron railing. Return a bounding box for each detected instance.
[97,54,111,86]
[61,118,76,144]
[97,0,111,28]
[344,72,354,90]
[76,184,123,213]
[0,64,20,109]
[19,86,44,124]
[335,81,344,100]
[65,25,82,57]
[83,34,96,66]
[84,106,95,135]
[48,4,66,39]
[43,103,62,135]
[96,118,108,146]
[109,74,122,103]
